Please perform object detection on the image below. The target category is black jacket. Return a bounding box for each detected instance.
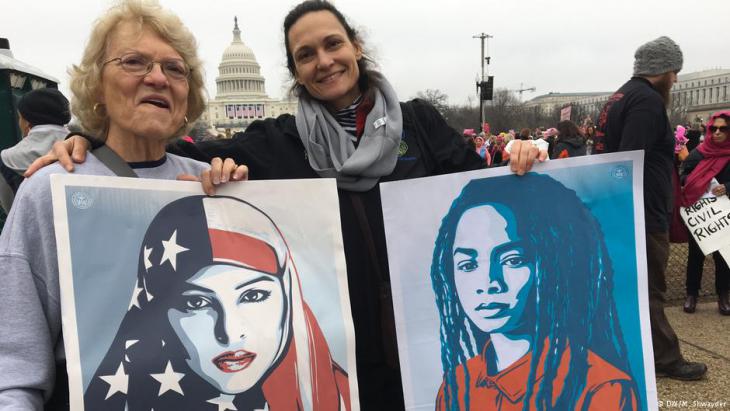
[680,148,730,189]
[169,99,485,409]
[551,137,586,159]
[685,129,702,152]
[598,77,674,233]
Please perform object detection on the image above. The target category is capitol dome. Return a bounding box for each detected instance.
[215,17,267,98]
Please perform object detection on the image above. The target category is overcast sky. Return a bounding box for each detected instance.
[3,0,729,106]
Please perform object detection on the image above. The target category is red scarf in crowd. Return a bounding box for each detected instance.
[682,111,730,206]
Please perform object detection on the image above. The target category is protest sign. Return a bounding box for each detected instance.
[51,176,358,411]
[680,195,730,256]
[381,151,656,410]
[560,105,572,121]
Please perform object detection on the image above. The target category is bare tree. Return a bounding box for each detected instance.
[443,103,480,132]
[415,89,450,116]
[483,88,522,132]
[668,98,689,127]
[188,120,212,142]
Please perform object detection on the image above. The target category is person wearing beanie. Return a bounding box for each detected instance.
[596,36,708,381]
[633,36,683,77]
[0,88,70,213]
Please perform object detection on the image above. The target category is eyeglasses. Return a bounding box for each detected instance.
[709,125,729,134]
[102,53,190,81]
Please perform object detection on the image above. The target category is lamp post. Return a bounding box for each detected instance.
[473,33,493,128]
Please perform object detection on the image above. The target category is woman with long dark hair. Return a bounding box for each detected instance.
[552,120,587,159]
[84,196,350,410]
[430,173,637,410]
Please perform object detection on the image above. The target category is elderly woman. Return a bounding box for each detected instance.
[431,174,637,410]
[0,1,229,409]
[30,1,546,408]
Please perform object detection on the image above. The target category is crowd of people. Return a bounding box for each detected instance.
[458,112,730,323]
[0,0,725,409]
[460,119,593,167]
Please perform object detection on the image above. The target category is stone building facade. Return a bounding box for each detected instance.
[524,69,730,124]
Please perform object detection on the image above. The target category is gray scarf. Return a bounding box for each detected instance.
[295,72,403,192]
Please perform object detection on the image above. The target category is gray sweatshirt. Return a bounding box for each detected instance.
[1,124,68,213]
[0,153,208,410]
[1,124,68,173]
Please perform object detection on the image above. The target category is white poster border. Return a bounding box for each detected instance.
[51,175,359,411]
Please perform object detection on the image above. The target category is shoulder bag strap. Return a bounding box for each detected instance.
[91,145,138,178]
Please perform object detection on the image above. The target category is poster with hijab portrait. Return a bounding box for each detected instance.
[51,175,359,411]
[381,151,656,411]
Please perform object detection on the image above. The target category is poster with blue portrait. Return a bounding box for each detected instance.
[381,151,656,411]
[51,176,359,411]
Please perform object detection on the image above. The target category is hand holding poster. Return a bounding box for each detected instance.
[381,152,656,410]
[680,195,730,256]
[51,176,358,411]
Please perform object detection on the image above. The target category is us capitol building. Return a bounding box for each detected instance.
[201,18,297,134]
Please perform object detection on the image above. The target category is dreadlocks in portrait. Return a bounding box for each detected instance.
[84,195,350,411]
[430,173,638,411]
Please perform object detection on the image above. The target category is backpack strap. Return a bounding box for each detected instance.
[91,145,138,178]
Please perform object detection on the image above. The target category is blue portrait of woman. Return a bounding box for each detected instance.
[430,173,639,411]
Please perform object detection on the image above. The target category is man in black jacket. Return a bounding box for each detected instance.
[598,36,707,381]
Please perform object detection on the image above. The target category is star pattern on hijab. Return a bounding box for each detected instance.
[128,283,144,311]
[130,229,188,309]
[206,393,238,411]
[143,246,153,271]
[160,230,188,270]
[99,362,128,400]
[150,361,185,396]
[124,340,138,363]
[143,276,154,302]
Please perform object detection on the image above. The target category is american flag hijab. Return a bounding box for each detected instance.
[84,196,351,411]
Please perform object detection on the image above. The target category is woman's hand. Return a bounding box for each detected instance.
[712,184,727,197]
[178,157,248,195]
[24,135,91,176]
[508,140,548,176]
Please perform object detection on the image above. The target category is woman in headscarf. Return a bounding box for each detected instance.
[680,110,730,316]
[430,173,637,410]
[84,196,349,410]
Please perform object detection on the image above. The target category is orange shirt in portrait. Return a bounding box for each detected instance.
[436,341,638,411]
